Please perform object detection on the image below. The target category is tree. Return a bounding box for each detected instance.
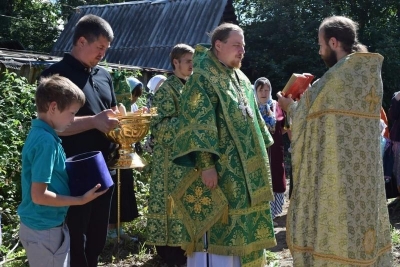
[0,0,138,53]
[234,0,400,108]
[58,0,135,21]
[0,0,62,52]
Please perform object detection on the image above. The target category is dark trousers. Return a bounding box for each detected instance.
[156,245,186,266]
[67,185,114,267]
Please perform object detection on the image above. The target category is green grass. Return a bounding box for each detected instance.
[265,249,280,266]
[392,226,400,246]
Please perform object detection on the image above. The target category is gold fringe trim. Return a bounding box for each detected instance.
[220,205,229,224]
[260,255,267,267]
[167,195,174,216]
[184,240,196,257]
[171,168,229,257]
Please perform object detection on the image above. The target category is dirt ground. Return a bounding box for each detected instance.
[99,182,400,267]
[268,188,400,267]
[269,190,293,267]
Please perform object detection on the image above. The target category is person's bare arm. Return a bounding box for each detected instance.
[31,182,108,206]
[58,109,119,136]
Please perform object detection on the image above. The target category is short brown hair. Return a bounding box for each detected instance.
[36,75,85,113]
[73,14,114,45]
[210,23,243,51]
[319,16,367,53]
[170,43,194,70]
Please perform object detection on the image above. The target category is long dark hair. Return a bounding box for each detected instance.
[319,16,367,53]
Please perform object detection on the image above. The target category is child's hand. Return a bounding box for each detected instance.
[81,184,108,204]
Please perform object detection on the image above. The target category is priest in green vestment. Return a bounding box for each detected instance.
[146,44,194,267]
[278,16,392,266]
[172,23,276,267]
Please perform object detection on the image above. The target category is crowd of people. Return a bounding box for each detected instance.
[16,12,395,267]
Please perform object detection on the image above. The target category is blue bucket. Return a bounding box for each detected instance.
[66,151,114,196]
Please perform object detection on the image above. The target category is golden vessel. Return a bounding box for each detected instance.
[106,108,157,169]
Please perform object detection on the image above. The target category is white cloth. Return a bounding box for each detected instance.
[131,103,139,112]
[147,75,167,94]
[188,252,241,267]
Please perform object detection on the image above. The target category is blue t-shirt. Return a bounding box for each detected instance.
[17,119,70,230]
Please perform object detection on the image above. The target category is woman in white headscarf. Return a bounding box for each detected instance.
[147,74,167,94]
[254,77,288,224]
[146,75,167,109]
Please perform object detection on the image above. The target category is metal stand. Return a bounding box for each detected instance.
[204,232,209,267]
[112,165,134,261]
[117,168,121,245]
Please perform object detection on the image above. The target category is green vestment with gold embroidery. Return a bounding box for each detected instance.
[172,44,277,267]
[286,53,392,266]
[146,75,190,246]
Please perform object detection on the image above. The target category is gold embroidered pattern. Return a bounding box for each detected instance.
[245,156,263,173]
[172,44,275,260]
[365,89,380,112]
[286,52,391,266]
[146,75,191,247]
[184,186,212,214]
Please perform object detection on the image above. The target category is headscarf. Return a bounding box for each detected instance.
[254,77,276,133]
[126,77,143,94]
[147,75,167,94]
[126,77,143,112]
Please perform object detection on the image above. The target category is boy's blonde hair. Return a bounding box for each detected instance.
[36,75,85,113]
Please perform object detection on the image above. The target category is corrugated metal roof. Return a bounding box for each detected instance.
[0,48,169,73]
[51,0,234,71]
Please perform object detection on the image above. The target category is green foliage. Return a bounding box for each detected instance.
[111,68,143,110]
[0,0,63,52]
[265,249,279,265]
[0,71,36,264]
[125,138,153,240]
[0,0,144,52]
[234,0,400,109]
[392,226,400,246]
[58,0,136,21]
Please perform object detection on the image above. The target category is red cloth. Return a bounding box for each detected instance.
[267,102,287,193]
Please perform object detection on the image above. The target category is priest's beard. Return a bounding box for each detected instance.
[322,48,338,68]
[231,60,242,69]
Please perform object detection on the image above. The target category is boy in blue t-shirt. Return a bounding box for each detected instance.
[17,75,108,267]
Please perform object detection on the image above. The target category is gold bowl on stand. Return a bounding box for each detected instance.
[105,107,157,250]
[106,108,157,169]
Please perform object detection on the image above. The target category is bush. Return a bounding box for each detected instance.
[0,70,36,262]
